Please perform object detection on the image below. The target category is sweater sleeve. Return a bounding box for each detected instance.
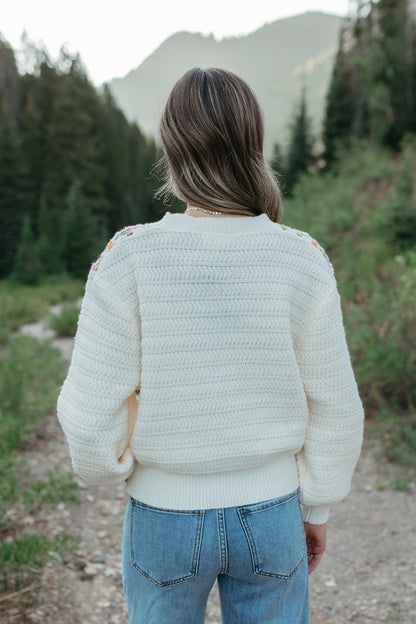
[294,272,364,525]
[56,261,141,486]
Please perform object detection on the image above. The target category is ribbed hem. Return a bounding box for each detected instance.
[125,453,299,510]
[301,504,330,525]
[161,211,273,234]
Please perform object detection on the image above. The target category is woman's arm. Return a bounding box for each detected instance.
[294,273,365,525]
[57,254,141,486]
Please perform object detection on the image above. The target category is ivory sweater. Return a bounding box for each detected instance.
[57,210,364,525]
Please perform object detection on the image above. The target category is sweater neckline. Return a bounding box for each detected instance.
[161,211,272,233]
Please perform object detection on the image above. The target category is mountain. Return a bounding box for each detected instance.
[107,12,345,158]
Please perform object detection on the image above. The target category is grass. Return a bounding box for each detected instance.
[0,331,80,598]
[0,334,68,453]
[0,534,80,594]
[22,471,80,509]
[0,274,84,334]
[0,454,23,526]
[46,302,80,337]
[375,474,414,493]
[388,477,413,493]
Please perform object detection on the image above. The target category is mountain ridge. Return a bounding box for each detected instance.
[107,11,346,157]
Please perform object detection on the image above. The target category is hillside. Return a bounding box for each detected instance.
[107,11,345,157]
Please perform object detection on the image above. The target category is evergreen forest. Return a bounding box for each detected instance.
[0,42,165,283]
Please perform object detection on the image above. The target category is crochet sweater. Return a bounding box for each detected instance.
[57,210,364,525]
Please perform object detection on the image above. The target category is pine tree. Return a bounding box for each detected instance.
[140,134,166,221]
[373,0,414,148]
[42,57,110,240]
[62,181,103,279]
[322,29,356,166]
[37,193,64,275]
[269,142,288,196]
[98,83,136,232]
[12,213,41,285]
[0,98,25,278]
[285,87,315,194]
[19,64,61,230]
[349,6,374,140]
[324,0,416,154]
[0,37,20,123]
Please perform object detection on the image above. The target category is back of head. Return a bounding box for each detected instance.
[155,67,283,222]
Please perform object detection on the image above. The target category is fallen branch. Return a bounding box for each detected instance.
[0,583,43,602]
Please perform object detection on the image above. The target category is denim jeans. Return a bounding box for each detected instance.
[121,488,309,623]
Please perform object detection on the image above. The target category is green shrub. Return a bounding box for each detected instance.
[331,138,393,187]
[283,140,398,300]
[283,168,357,253]
[284,139,416,472]
[345,250,416,411]
[376,142,416,251]
[46,303,80,337]
[388,477,413,492]
[383,419,416,469]
[285,141,416,411]
[367,409,416,489]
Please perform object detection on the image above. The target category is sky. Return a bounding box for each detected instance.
[1,0,350,87]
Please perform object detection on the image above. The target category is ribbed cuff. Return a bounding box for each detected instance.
[301,503,330,525]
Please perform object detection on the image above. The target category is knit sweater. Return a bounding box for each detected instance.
[57,210,364,525]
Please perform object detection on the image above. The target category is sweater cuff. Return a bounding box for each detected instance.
[301,503,330,525]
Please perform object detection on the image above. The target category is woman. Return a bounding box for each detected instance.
[57,67,364,623]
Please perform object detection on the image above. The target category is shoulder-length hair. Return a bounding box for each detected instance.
[154,67,283,222]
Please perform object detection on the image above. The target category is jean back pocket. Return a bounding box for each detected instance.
[129,498,205,587]
[237,490,306,580]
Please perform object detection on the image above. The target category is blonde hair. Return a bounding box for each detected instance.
[154,67,283,222]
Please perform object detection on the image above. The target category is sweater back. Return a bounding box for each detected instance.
[57,211,364,524]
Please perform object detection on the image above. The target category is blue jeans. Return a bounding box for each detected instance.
[121,488,309,623]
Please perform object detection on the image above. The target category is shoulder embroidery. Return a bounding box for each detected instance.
[90,223,152,274]
[278,224,333,271]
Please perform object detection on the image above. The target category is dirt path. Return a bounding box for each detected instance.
[4,326,416,623]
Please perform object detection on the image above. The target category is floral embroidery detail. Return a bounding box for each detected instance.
[278,224,333,270]
[89,222,152,274]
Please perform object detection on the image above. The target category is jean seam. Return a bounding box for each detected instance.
[238,489,299,515]
[237,508,260,576]
[237,499,305,581]
[191,511,205,577]
[255,553,305,580]
[217,509,228,574]
[129,500,204,587]
[131,498,202,515]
